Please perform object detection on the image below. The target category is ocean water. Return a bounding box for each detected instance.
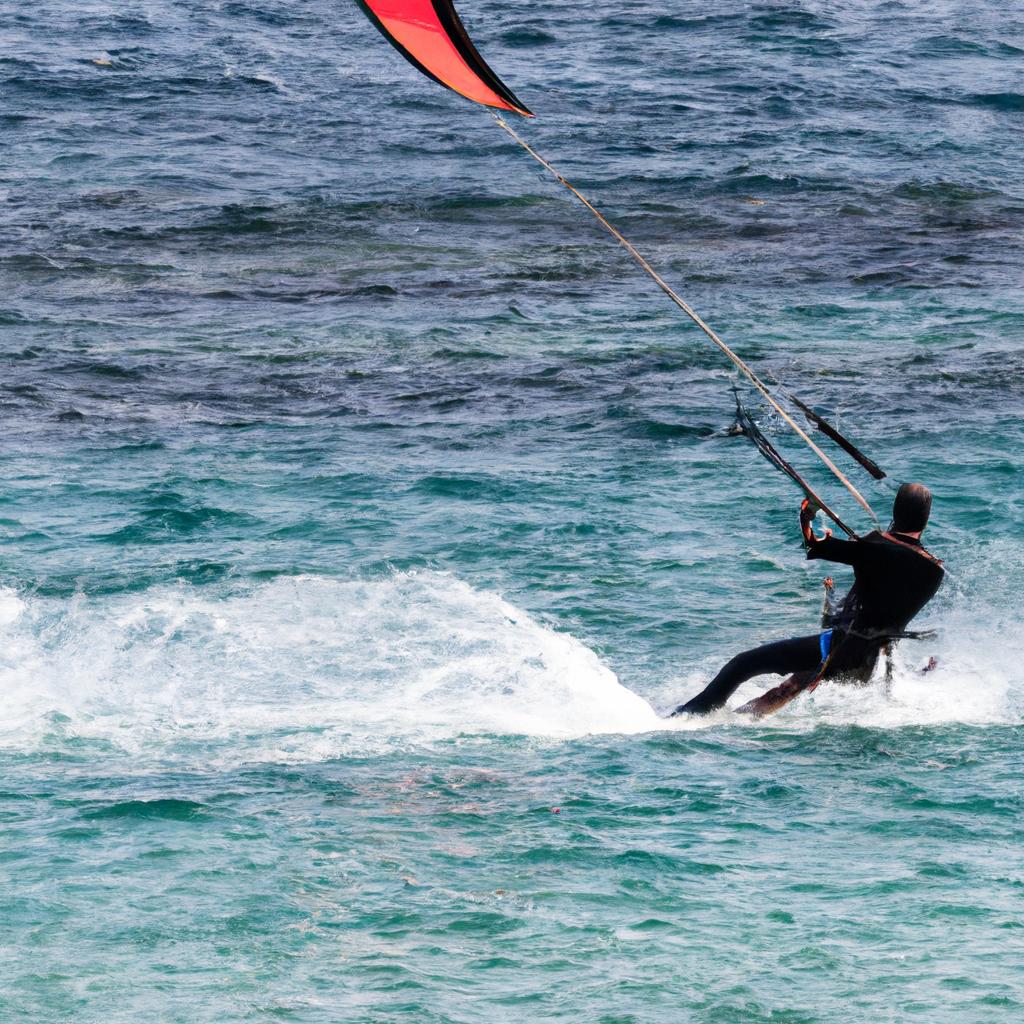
[2,1,1023,1020]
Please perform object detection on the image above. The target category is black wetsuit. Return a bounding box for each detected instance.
[674,530,944,715]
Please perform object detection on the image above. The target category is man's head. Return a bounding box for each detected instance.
[892,482,932,534]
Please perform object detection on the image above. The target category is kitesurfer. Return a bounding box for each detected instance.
[671,483,943,716]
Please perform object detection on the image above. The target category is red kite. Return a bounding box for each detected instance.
[357,0,533,116]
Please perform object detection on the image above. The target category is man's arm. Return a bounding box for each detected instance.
[799,499,860,565]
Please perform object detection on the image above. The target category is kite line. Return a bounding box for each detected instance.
[490,111,878,532]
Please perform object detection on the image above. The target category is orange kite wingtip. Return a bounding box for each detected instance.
[357,0,534,117]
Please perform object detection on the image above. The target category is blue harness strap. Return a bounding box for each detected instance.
[819,628,833,665]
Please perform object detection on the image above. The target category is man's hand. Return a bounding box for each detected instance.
[800,498,832,546]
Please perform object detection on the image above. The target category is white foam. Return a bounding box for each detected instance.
[0,588,24,626]
[0,574,660,765]
[657,636,1020,732]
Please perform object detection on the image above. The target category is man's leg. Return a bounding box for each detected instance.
[672,635,823,716]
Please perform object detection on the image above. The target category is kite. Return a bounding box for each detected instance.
[357,0,532,116]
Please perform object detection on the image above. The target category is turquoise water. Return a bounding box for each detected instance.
[2,1,1023,1020]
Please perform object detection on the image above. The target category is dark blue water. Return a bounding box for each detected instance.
[2,2,1023,1021]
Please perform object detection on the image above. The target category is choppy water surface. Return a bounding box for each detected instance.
[2,1,1023,1021]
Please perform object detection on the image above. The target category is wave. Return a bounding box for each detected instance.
[970,92,1024,113]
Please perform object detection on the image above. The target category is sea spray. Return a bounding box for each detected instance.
[0,573,660,764]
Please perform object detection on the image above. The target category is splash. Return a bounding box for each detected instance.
[0,574,659,765]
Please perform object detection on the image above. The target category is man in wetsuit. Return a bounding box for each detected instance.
[672,482,944,716]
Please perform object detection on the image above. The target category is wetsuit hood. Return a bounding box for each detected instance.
[892,482,931,533]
